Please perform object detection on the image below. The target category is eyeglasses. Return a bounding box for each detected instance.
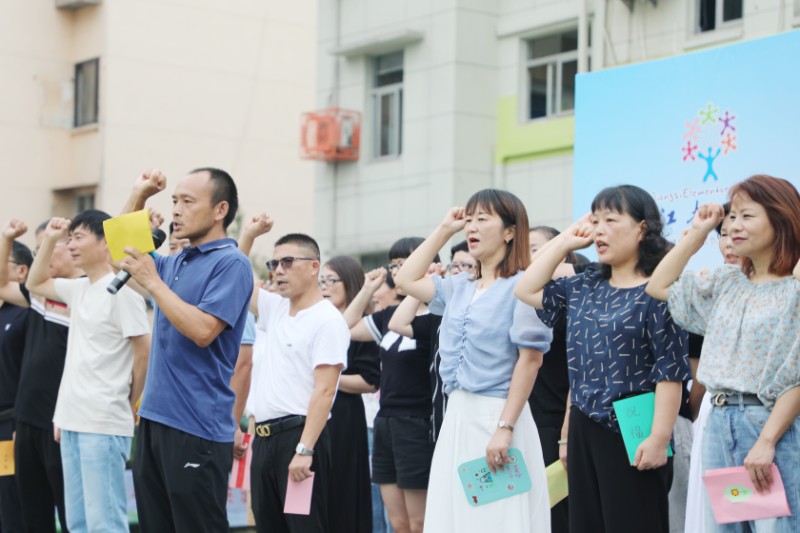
[265,257,314,271]
[450,261,477,272]
[318,278,342,288]
[386,261,404,273]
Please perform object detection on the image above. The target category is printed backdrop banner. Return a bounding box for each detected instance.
[573,30,800,269]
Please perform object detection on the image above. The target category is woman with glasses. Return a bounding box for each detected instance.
[395,190,553,532]
[344,238,441,533]
[448,240,476,276]
[318,255,380,533]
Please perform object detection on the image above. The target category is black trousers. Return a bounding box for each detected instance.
[13,421,68,533]
[567,407,672,533]
[132,418,233,533]
[0,419,23,533]
[251,424,330,533]
[535,416,569,533]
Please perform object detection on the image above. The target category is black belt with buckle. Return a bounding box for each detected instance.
[254,415,306,438]
[711,392,763,407]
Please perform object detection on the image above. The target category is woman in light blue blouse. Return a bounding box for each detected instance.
[395,189,553,532]
[515,185,691,533]
[647,174,800,533]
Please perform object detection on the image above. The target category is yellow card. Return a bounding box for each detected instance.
[103,210,155,262]
[546,460,568,508]
[0,440,14,476]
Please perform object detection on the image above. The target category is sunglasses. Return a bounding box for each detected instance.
[265,257,314,272]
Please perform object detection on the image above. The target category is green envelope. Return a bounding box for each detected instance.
[612,392,673,465]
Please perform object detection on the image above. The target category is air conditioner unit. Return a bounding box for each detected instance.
[55,0,101,10]
[300,108,362,162]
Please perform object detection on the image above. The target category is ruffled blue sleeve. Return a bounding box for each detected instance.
[510,299,553,353]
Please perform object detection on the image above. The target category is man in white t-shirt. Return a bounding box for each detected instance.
[26,210,151,533]
[246,228,349,533]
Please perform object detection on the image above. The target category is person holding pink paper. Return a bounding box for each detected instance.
[647,174,800,532]
[247,229,350,533]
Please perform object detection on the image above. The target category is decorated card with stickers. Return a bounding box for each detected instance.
[457,448,531,507]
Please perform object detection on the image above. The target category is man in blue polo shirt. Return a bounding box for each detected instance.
[121,168,253,532]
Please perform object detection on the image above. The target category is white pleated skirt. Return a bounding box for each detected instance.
[423,389,550,533]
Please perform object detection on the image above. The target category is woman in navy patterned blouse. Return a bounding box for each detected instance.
[515,185,691,533]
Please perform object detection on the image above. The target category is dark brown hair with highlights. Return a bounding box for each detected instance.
[728,174,800,277]
[465,189,530,279]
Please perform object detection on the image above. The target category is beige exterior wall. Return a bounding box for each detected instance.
[1,0,317,260]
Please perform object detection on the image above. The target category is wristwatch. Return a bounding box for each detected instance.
[295,442,314,456]
[497,420,514,432]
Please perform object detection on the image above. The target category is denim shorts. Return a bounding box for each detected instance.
[702,404,800,533]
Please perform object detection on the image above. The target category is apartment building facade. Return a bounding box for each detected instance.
[1,0,317,259]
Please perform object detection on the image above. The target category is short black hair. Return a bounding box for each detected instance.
[383,266,397,289]
[11,241,33,268]
[275,233,321,260]
[389,237,440,263]
[36,220,50,234]
[190,167,239,230]
[70,209,111,239]
[450,240,469,261]
[714,202,732,235]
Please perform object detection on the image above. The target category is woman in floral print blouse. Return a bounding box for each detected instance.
[647,174,800,533]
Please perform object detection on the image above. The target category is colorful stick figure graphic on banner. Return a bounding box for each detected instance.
[681,102,737,183]
[574,31,800,271]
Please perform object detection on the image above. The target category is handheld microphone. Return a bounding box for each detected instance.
[107,228,167,295]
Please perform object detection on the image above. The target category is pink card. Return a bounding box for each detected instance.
[284,473,315,515]
[228,434,252,490]
[703,464,791,524]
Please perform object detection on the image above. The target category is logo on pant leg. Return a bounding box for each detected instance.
[184,462,200,468]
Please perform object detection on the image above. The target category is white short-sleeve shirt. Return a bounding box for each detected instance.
[53,273,150,437]
[251,290,349,421]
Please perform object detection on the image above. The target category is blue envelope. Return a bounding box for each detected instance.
[457,448,532,507]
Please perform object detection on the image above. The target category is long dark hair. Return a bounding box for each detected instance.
[591,185,672,279]
[324,255,364,308]
[465,189,530,279]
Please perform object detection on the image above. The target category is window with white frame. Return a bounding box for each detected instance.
[74,58,99,127]
[525,30,580,120]
[371,51,403,159]
[696,0,743,33]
